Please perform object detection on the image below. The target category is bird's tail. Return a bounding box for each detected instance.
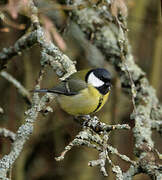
[31,88,77,95]
[31,89,49,93]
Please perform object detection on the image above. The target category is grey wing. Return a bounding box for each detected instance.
[47,79,87,96]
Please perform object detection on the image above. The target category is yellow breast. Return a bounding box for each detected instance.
[57,85,109,116]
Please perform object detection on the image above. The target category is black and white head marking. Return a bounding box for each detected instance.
[86,68,111,95]
[87,71,105,87]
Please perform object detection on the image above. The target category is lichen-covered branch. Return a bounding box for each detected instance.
[55,116,132,178]
[0,0,76,179]
[0,107,4,114]
[151,121,162,134]
[65,0,162,179]
[0,72,41,179]
[0,30,38,70]
[0,128,16,142]
[79,115,130,133]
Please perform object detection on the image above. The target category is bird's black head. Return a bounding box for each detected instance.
[85,68,111,95]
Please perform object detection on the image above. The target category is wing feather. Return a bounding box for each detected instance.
[33,69,90,96]
[49,79,87,96]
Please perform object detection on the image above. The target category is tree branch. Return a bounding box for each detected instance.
[0,107,4,114]
[0,128,16,142]
[0,30,38,70]
[0,71,31,104]
[66,0,162,179]
[0,0,76,178]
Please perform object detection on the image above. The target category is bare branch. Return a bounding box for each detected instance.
[0,71,31,104]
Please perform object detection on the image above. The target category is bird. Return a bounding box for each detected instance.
[33,68,111,116]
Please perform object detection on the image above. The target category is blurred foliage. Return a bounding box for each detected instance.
[0,0,161,180]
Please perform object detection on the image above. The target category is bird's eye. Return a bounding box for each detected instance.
[100,76,105,81]
[100,76,110,82]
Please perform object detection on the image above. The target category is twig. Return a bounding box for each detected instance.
[82,116,130,133]
[0,128,16,142]
[151,120,162,131]
[0,30,38,70]
[0,71,31,104]
[89,151,108,177]
[55,129,103,161]
[107,145,136,165]
[154,149,162,160]
[55,115,132,177]
[112,165,124,180]
[123,165,139,180]
[117,38,137,114]
[0,107,4,114]
[28,0,40,29]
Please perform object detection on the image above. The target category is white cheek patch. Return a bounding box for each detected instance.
[88,72,104,87]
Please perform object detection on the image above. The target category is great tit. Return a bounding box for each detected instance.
[33,68,111,116]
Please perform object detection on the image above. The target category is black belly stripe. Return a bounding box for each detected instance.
[93,96,104,113]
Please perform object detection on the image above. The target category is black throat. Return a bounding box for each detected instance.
[96,84,110,95]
